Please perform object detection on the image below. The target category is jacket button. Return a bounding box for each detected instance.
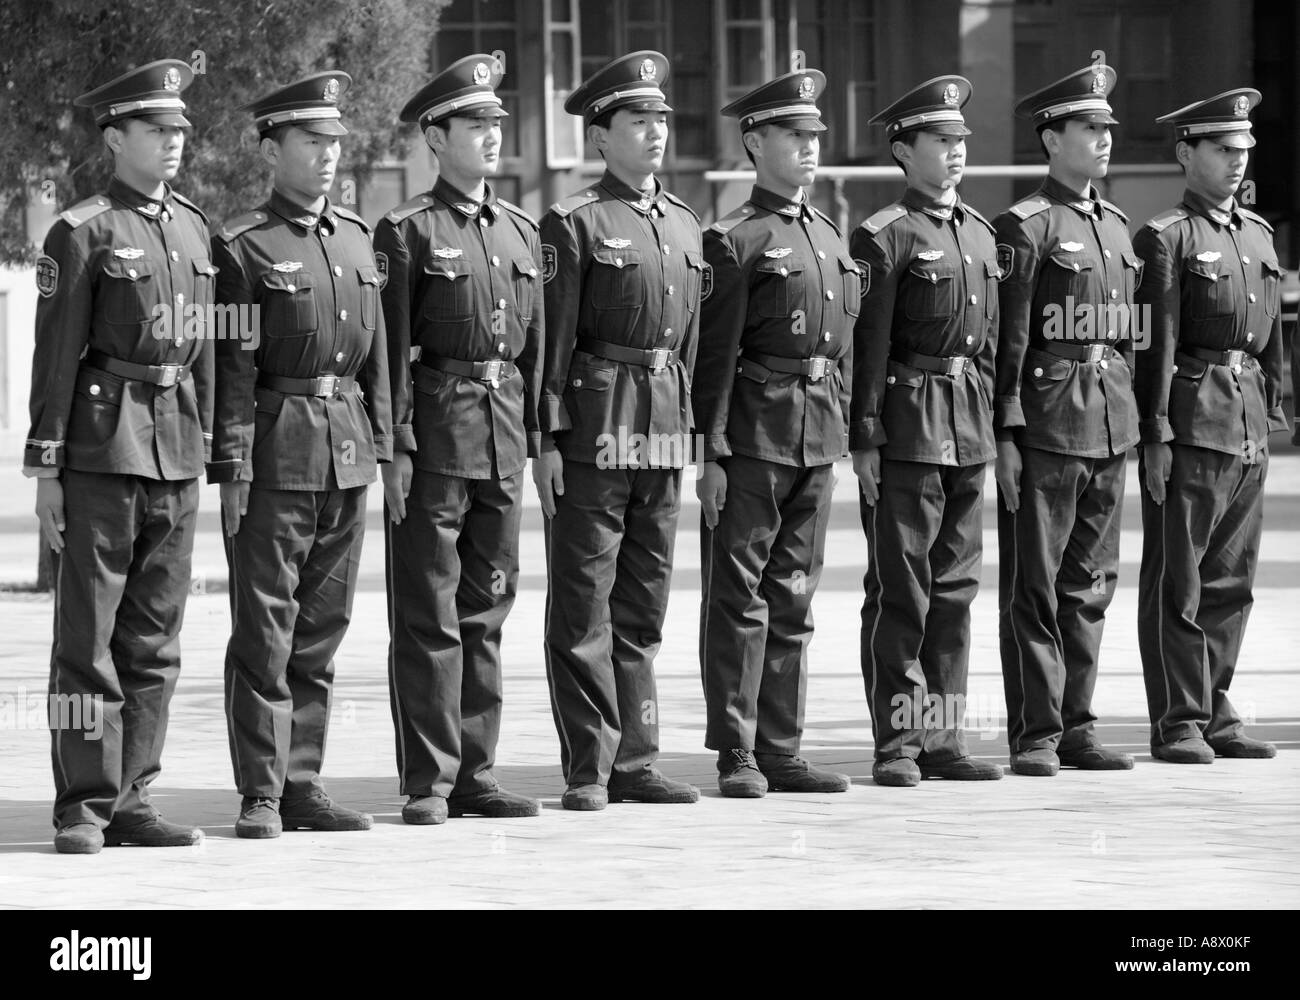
[127,268,138,278]
[572,378,583,388]
[176,293,184,304]
[1242,255,1250,264]
[964,254,972,264]
[1246,332,1254,342]
[286,283,296,293]
[336,352,345,362]
[1100,360,1109,370]
[171,251,179,261]
[1107,330,1116,339]
[615,257,623,266]
[1073,263,1080,272]
[1248,293,1256,303]
[491,255,500,266]
[1172,365,1179,373]
[818,250,826,259]
[969,294,977,305]
[779,267,788,276]
[1033,367,1044,377]
[823,332,831,341]
[886,375,896,385]
[498,298,507,309]
[664,328,672,337]
[334,265,343,277]
[667,285,674,295]
[339,309,348,320]
[498,342,506,352]
[965,335,974,345]
[1104,249,1112,258]
[1110,289,1118,299]
[90,384,101,395]
[662,244,670,254]
[825,290,834,300]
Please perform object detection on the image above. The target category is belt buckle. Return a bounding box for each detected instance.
[1086,344,1107,364]
[1225,349,1245,374]
[155,364,181,387]
[315,374,340,396]
[649,348,669,373]
[483,359,503,388]
[946,356,969,378]
[807,356,829,382]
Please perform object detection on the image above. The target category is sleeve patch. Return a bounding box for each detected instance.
[374,251,388,289]
[36,255,59,297]
[853,259,871,297]
[700,261,713,302]
[996,244,1015,281]
[542,243,557,284]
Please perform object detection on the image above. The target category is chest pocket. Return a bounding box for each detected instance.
[684,250,706,312]
[191,258,218,310]
[260,271,318,338]
[839,254,862,318]
[590,248,645,309]
[1262,258,1284,318]
[904,259,956,322]
[1121,251,1143,299]
[513,256,539,321]
[753,256,805,319]
[358,265,382,330]
[983,260,999,320]
[100,258,161,325]
[1044,250,1096,303]
[423,259,474,322]
[1184,256,1234,320]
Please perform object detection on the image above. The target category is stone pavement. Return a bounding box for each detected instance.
[0,456,1297,909]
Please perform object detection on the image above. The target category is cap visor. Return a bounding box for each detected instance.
[458,106,510,119]
[919,122,971,136]
[297,120,348,136]
[759,116,827,133]
[136,112,193,128]
[598,99,672,116]
[1073,111,1119,125]
[1211,132,1256,149]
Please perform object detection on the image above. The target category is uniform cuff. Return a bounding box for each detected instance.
[526,431,542,460]
[994,394,1025,430]
[23,443,63,471]
[373,433,393,464]
[1139,417,1175,444]
[22,465,61,479]
[393,423,417,453]
[540,433,558,454]
[205,459,244,485]
[1266,405,1287,434]
[702,434,731,463]
[848,419,887,452]
[540,394,570,433]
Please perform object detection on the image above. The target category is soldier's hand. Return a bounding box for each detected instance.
[533,450,565,518]
[698,461,727,530]
[35,477,66,553]
[220,481,250,537]
[383,453,413,524]
[1144,442,1173,505]
[996,440,1022,514]
[852,448,881,507]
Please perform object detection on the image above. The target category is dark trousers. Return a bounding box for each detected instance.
[699,455,834,753]
[860,459,984,762]
[49,470,198,830]
[1138,444,1265,747]
[223,485,366,800]
[543,461,680,787]
[998,447,1126,754]
[386,470,521,798]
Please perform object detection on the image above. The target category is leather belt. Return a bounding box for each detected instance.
[748,352,838,382]
[893,350,974,378]
[84,349,190,387]
[1034,341,1118,363]
[1183,345,1250,374]
[576,338,678,373]
[415,353,515,385]
[258,373,356,396]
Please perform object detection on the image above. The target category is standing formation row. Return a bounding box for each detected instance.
[25,49,1286,854]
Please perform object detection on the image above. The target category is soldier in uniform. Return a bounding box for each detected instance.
[209,72,392,837]
[695,70,853,798]
[1133,90,1286,763]
[993,65,1139,776]
[849,77,1004,787]
[534,51,702,811]
[374,55,543,824]
[26,59,211,854]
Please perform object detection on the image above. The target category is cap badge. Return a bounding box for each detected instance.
[943,83,960,106]
[1195,250,1223,263]
[473,62,491,86]
[798,76,815,100]
[1091,71,1108,95]
[433,247,464,259]
[163,67,182,92]
[639,58,657,82]
[1059,241,1085,253]
[602,238,632,249]
[139,203,159,217]
[272,260,304,273]
[113,247,145,260]
[323,78,340,103]
[1233,95,1250,118]
[917,249,945,261]
[764,247,793,259]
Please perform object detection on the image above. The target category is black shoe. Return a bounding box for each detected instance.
[104,813,203,847]
[54,823,104,855]
[1059,744,1134,770]
[919,755,1004,781]
[560,784,608,811]
[280,794,372,831]
[872,756,921,787]
[1151,737,1215,764]
[717,749,768,798]
[235,797,282,838]
[448,787,540,817]
[608,769,699,804]
[401,794,448,825]
[1210,735,1277,759]
[756,753,850,792]
[1010,748,1060,776]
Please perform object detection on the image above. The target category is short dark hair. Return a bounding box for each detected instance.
[1036,123,1059,161]
[260,124,293,146]
[1174,136,1207,174]
[589,108,615,132]
[741,124,771,166]
[889,130,920,172]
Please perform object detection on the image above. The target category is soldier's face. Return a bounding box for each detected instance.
[264,127,341,201]
[431,115,503,181]
[109,120,185,184]
[904,132,966,192]
[751,126,820,190]
[1051,120,1112,179]
[1179,139,1249,203]
[593,109,669,176]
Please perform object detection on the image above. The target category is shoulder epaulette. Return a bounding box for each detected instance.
[548,188,601,219]
[59,196,112,229]
[810,204,841,236]
[707,203,757,236]
[170,191,209,225]
[498,197,538,229]
[384,194,435,225]
[1099,198,1128,223]
[334,205,370,233]
[1143,208,1189,233]
[859,203,906,236]
[963,203,997,237]
[217,210,269,244]
[1238,206,1274,232]
[663,190,700,221]
[1007,196,1051,222]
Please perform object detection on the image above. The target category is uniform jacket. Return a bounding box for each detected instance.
[696,185,856,467]
[25,177,214,479]
[207,189,392,490]
[1133,189,1287,457]
[538,170,702,468]
[993,175,1141,458]
[849,187,999,466]
[373,177,544,479]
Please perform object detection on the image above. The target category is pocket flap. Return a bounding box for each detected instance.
[907,260,954,283]
[1262,258,1285,277]
[76,367,124,404]
[685,249,705,270]
[423,259,471,280]
[513,256,539,278]
[102,258,155,280]
[253,385,287,414]
[591,248,643,269]
[1172,353,1210,380]
[1047,252,1094,273]
[1184,258,1224,281]
[567,362,616,391]
[839,253,861,275]
[885,359,926,388]
[192,257,218,278]
[358,265,382,286]
[735,356,770,383]
[985,260,1001,278]
[1026,349,1072,381]
[1122,251,1143,270]
[755,257,804,277]
[261,270,314,291]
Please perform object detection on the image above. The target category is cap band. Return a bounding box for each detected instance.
[590,85,666,115]
[742,104,823,127]
[1036,97,1113,121]
[1179,121,1253,137]
[256,107,343,129]
[104,97,186,119]
[420,92,504,125]
[890,109,965,132]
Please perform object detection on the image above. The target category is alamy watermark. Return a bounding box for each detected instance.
[1041,298,1152,352]
[0,686,104,739]
[150,302,261,351]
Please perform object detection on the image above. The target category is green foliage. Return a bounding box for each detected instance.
[0,0,450,264]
